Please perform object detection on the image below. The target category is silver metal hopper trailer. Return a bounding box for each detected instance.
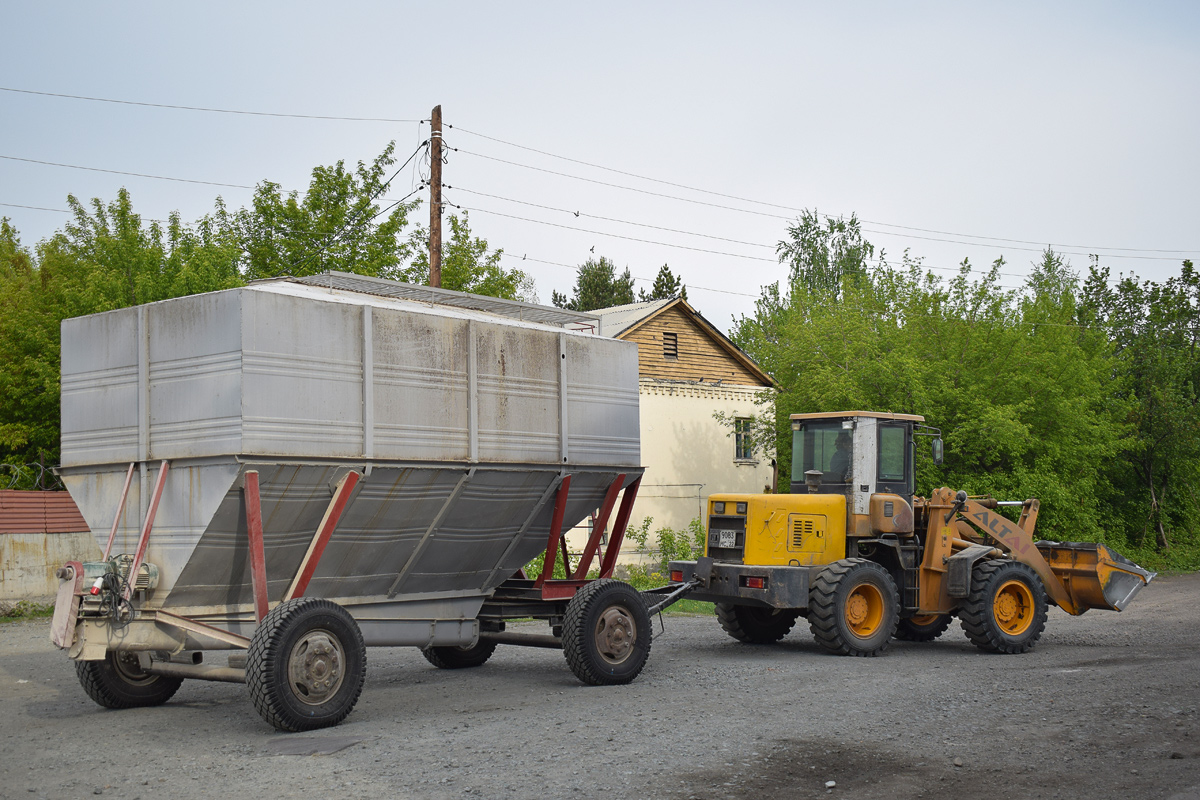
[50,273,673,731]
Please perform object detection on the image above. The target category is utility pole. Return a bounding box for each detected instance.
[429,104,442,288]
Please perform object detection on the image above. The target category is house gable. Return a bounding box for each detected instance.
[618,302,771,387]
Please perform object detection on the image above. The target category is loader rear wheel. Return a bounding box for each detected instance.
[562,579,651,686]
[422,639,498,669]
[960,560,1048,654]
[808,558,899,657]
[894,613,953,642]
[246,598,366,732]
[715,603,800,644]
[75,651,183,709]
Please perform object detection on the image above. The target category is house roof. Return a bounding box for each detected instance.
[589,297,774,386]
[0,490,89,535]
[589,298,674,338]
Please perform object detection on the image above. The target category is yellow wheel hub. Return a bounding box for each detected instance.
[993,579,1035,636]
[844,584,884,637]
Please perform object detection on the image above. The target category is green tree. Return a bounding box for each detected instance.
[406,211,535,301]
[237,141,420,281]
[1082,260,1200,556]
[638,264,687,302]
[553,256,635,311]
[776,210,873,300]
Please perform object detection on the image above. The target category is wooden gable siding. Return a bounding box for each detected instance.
[622,306,767,386]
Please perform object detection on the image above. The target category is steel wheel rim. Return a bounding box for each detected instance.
[594,604,637,666]
[993,579,1035,636]
[845,583,884,638]
[288,628,346,706]
[112,651,157,685]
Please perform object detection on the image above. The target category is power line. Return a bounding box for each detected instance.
[450,125,1196,256]
[0,155,256,189]
[0,86,421,123]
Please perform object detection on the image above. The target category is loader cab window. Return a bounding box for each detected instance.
[791,421,852,491]
[876,422,913,500]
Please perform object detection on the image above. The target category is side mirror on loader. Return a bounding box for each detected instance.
[932,437,944,466]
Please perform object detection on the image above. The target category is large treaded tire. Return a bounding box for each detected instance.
[75,652,183,709]
[960,560,1048,654]
[422,640,498,669]
[808,558,899,657]
[894,613,953,642]
[715,603,800,644]
[562,579,651,686]
[246,598,366,732]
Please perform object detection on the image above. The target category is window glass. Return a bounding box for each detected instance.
[791,422,851,483]
[878,425,906,482]
[735,418,753,459]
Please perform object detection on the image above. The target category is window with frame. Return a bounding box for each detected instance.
[735,418,754,460]
[662,331,678,360]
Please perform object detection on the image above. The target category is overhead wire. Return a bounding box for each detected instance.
[0,86,421,123]
[449,125,1196,256]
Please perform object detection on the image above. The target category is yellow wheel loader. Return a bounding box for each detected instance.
[668,411,1155,657]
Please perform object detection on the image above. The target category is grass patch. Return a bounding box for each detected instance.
[0,601,55,623]
[662,598,714,616]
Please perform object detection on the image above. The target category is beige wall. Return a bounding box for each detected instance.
[1,532,101,603]
[567,379,774,566]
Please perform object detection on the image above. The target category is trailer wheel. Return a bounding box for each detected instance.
[894,613,953,642]
[75,651,184,709]
[562,579,651,686]
[960,560,1047,654]
[715,603,800,644]
[422,640,498,669]
[246,598,366,732]
[808,558,899,657]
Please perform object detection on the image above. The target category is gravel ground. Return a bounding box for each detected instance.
[1,574,1197,800]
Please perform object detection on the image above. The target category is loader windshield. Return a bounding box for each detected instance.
[792,422,851,485]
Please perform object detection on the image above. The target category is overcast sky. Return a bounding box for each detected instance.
[2,2,1197,331]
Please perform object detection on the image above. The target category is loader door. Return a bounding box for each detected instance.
[876,422,913,507]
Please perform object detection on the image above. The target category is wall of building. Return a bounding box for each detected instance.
[1,490,97,602]
[565,379,774,568]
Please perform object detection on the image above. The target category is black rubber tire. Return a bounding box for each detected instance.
[808,558,899,657]
[715,603,800,644]
[960,560,1048,654]
[246,598,367,732]
[75,651,183,709]
[562,579,651,686]
[894,613,953,642]
[421,639,498,669]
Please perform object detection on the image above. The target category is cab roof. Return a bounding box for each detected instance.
[789,410,925,423]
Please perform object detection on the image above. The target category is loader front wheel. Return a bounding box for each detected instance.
[960,560,1048,654]
[422,639,498,669]
[562,579,651,686]
[75,651,183,709]
[715,603,800,644]
[246,598,366,732]
[808,558,899,657]
[894,613,953,642]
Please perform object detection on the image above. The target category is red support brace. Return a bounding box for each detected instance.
[534,476,571,589]
[243,470,269,623]
[284,470,360,602]
[598,477,641,579]
[572,474,625,580]
[102,462,136,561]
[124,460,169,601]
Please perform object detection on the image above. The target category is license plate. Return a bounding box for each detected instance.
[718,530,736,548]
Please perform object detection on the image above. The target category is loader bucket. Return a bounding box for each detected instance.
[1036,541,1156,612]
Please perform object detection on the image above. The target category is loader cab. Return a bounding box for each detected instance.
[789,411,926,516]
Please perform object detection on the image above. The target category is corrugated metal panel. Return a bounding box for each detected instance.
[0,491,89,534]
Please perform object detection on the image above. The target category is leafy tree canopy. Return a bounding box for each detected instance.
[406,211,535,301]
[553,256,635,311]
[639,264,687,302]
